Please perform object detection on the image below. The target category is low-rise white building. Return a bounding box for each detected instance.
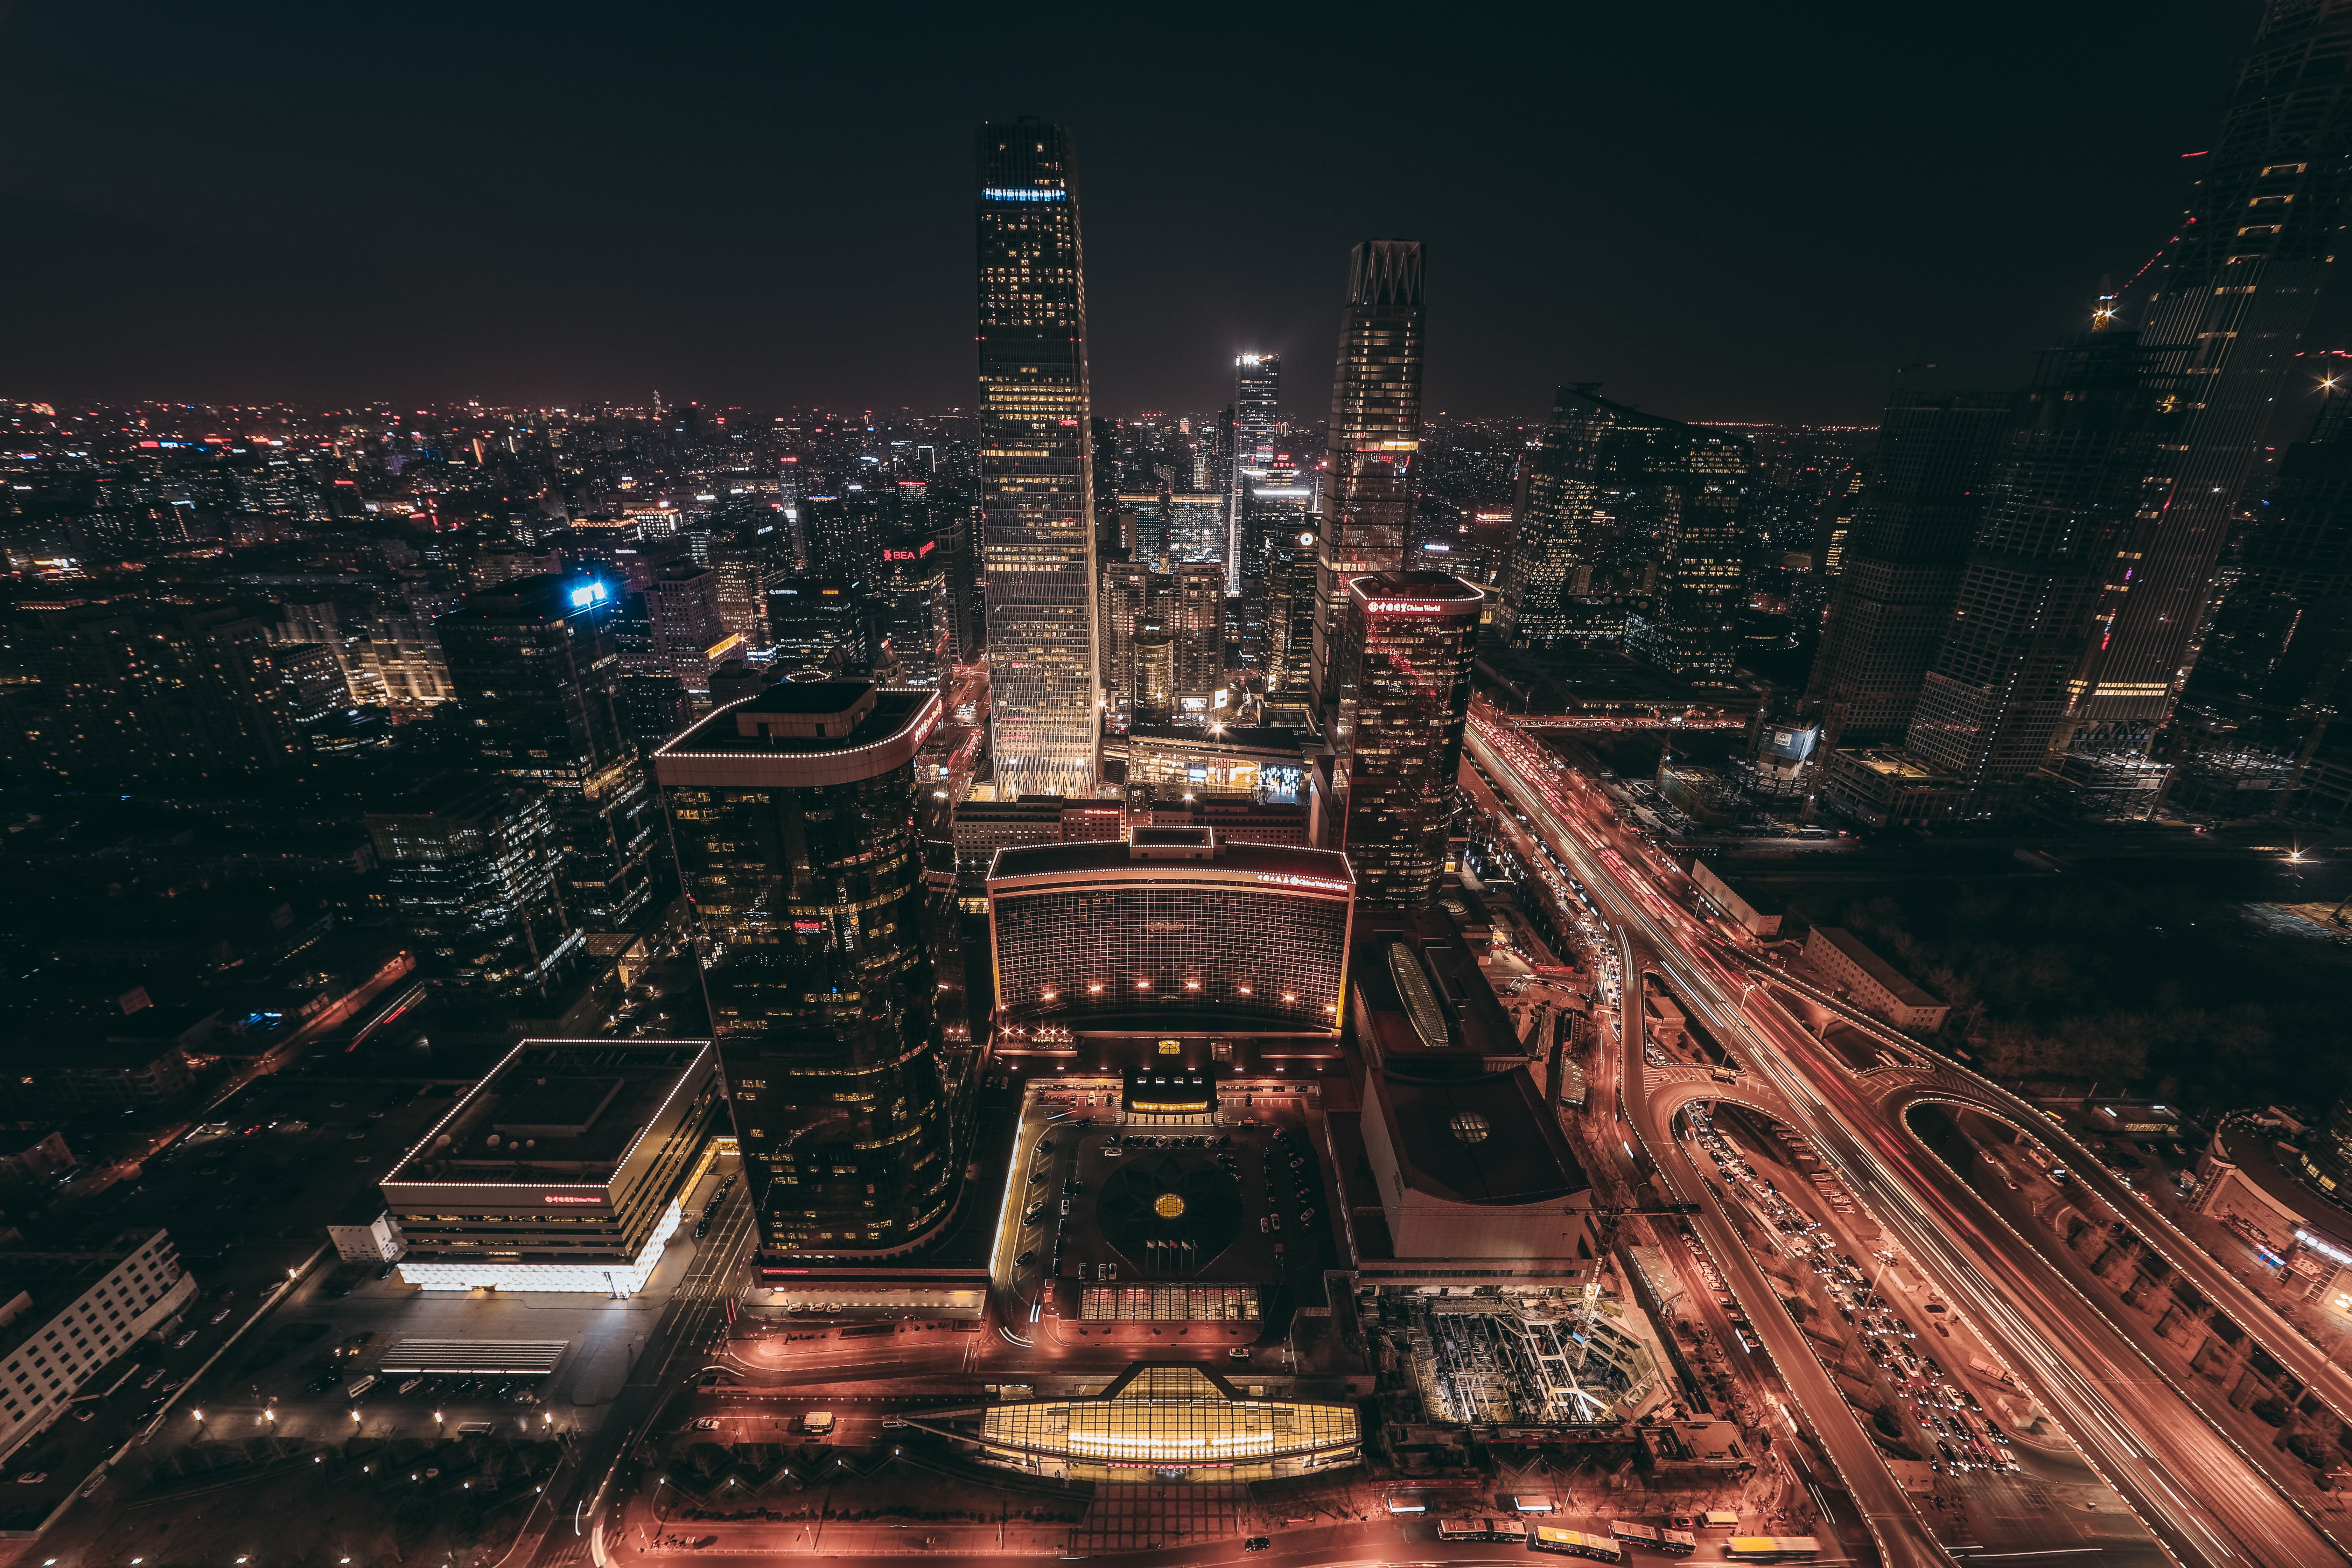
[1803,926,1948,1032]
[1,1229,198,1464]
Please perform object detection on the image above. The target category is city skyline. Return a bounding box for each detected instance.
[0,4,2275,422]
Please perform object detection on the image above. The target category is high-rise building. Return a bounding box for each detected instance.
[2082,0,2352,725]
[2182,376,2352,744]
[1133,631,1177,726]
[437,574,662,932]
[1312,241,1426,712]
[365,774,581,1001]
[13,601,300,784]
[1804,391,2014,751]
[1262,528,1321,693]
[1493,384,1751,676]
[1168,562,1227,706]
[1902,331,2184,803]
[1230,354,1281,594]
[646,563,734,705]
[976,119,1099,797]
[1098,561,1153,718]
[1332,571,1483,910]
[655,680,957,1260]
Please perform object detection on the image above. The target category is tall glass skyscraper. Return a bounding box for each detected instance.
[654,680,956,1261]
[1230,353,1281,593]
[438,573,661,934]
[2081,0,2352,727]
[1333,570,1483,910]
[1905,331,2186,798]
[976,119,1099,796]
[1311,241,1426,713]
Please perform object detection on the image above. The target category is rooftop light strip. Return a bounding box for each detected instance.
[984,188,1066,202]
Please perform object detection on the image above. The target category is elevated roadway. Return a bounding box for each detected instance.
[1464,714,2349,1568]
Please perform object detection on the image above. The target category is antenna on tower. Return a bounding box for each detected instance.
[2092,274,2118,332]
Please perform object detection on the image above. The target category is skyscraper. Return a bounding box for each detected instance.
[1230,353,1281,594]
[2082,0,2352,725]
[976,119,1099,796]
[438,574,661,933]
[2181,373,2352,745]
[1905,331,2184,799]
[1098,560,1152,718]
[365,774,580,1002]
[1332,571,1484,910]
[655,680,957,1260]
[1311,241,1426,712]
[1262,528,1320,693]
[1804,390,2014,751]
[1168,562,1227,706]
[1492,385,1752,677]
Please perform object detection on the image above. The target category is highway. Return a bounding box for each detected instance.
[1463,707,2351,1568]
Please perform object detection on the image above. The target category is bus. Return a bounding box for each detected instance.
[1608,1521,1695,1556]
[1440,1520,1527,1543]
[1723,1539,1821,1563]
[1528,1527,1623,1562]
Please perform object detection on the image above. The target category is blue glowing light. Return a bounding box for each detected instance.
[982,187,1065,202]
[569,581,607,608]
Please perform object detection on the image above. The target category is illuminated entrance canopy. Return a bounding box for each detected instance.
[898,1363,1360,1482]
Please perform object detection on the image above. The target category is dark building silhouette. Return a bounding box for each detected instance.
[655,680,956,1261]
[365,774,580,1001]
[437,574,661,932]
[1805,391,2015,750]
[2085,0,2352,726]
[1493,385,1751,678]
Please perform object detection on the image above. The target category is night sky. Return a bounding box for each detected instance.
[0,2,2269,424]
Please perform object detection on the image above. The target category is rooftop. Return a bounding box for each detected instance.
[987,837,1353,889]
[1810,926,1942,1008]
[1374,1064,1591,1206]
[382,1039,713,1190]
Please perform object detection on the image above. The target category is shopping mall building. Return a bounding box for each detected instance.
[380,1037,722,1295]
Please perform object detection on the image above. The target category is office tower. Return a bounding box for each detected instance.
[766,580,872,671]
[1118,491,1170,572]
[1805,391,2014,750]
[803,494,887,582]
[437,574,661,932]
[1099,560,1153,717]
[656,680,957,1260]
[709,534,776,651]
[1332,571,1483,909]
[976,119,1099,796]
[1311,241,1427,712]
[2081,0,2352,724]
[1262,529,1320,693]
[1230,354,1282,593]
[365,775,580,1001]
[937,507,982,663]
[879,534,946,686]
[1904,331,2185,799]
[646,563,733,705]
[1494,384,1752,676]
[13,601,299,783]
[1163,492,1230,567]
[614,589,692,748]
[1133,631,1177,725]
[779,456,809,572]
[2182,377,2352,743]
[1168,562,1227,707]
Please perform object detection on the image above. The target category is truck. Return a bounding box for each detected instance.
[343,1374,379,1401]
[802,1410,835,1437]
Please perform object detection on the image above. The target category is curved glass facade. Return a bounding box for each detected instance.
[662,690,956,1260]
